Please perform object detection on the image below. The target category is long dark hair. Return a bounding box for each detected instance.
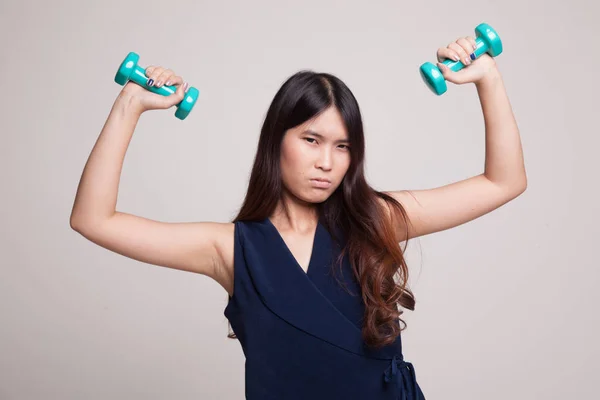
[227,70,416,349]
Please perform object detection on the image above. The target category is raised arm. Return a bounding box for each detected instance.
[384,37,527,242]
[69,68,234,295]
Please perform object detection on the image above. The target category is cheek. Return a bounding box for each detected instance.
[281,147,307,182]
[335,156,351,178]
[283,142,310,165]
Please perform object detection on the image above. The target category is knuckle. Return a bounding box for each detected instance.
[450,48,464,57]
[460,37,475,51]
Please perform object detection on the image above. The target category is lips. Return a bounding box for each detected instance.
[310,178,332,189]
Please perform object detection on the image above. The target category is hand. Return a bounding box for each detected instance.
[435,36,498,85]
[119,65,189,114]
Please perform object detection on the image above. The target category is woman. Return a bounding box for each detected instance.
[70,35,527,399]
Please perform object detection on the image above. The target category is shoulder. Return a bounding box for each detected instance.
[212,222,236,297]
[375,193,410,243]
[375,194,397,222]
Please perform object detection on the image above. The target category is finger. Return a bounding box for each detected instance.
[457,37,475,60]
[465,36,478,52]
[448,42,471,66]
[436,62,470,85]
[155,69,174,88]
[437,47,461,63]
[156,80,187,109]
[165,75,183,87]
[145,65,155,77]
[146,66,165,87]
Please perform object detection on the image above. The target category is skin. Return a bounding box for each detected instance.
[70,35,526,297]
[266,106,352,272]
[271,107,351,231]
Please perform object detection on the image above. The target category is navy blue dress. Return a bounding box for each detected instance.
[224,217,426,399]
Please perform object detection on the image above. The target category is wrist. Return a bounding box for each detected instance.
[475,64,502,88]
[115,90,144,117]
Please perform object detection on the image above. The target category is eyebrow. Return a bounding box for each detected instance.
[302,129,350,144]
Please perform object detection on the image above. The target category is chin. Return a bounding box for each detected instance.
[314,192,332,203]
[297,192,327,204]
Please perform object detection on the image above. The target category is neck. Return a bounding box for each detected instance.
[270,195,319,234]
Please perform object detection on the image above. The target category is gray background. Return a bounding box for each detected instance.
[1,0,597,398]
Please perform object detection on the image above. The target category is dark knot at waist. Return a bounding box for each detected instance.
[383,355,419,400]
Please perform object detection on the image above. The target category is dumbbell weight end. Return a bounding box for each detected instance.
[419,23,503,96]
[115,52,199,120]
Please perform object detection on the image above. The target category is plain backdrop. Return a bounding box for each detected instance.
[1,0,598,399]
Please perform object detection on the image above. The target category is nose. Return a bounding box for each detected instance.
[315,147,333,170]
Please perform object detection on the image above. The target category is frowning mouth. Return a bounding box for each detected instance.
[310,179,332,188]
[311,178,331,183]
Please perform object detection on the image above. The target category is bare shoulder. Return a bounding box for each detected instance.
[71,213,236,296]
[376,194,409,243]
[376,194,400,223]
[212,222,235,297]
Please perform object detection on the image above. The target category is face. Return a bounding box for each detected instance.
[280,106,351,204]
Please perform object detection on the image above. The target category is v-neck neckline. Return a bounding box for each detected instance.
[265,217,320,276]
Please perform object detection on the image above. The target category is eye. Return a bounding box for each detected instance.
[338,144,350,150]
[304,138,317,144]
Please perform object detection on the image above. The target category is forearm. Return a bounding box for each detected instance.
[475,67,527,191]
[70,94,143,227]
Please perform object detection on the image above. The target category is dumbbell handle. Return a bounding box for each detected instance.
[441,37,487,73]
[127,64,179,96]
[419,23,502,95]
[115,52,199,120]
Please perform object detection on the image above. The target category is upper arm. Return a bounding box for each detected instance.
[70,212,235,291]
[381,174,526,242]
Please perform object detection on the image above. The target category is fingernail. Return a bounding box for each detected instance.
[470,52,476,61]
[184,82,189,92]
[166,81,171,86]
[147,78,154,86]
[156,81,162,87]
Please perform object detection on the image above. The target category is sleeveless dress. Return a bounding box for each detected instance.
[224,217,426,400]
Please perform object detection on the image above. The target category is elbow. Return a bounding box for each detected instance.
[510,177,528,198]
[490,176,527,200]
[70,209,88,232]
[70,215,86,233]
[70,208,115,233]
[70,212,80,231]
[69,214,103,235]
[517,174,528,194]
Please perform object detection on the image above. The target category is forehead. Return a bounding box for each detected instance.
[297,108,349,140]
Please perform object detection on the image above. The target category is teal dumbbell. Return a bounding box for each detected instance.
[419,23,503,96]
[114,52,199,120]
